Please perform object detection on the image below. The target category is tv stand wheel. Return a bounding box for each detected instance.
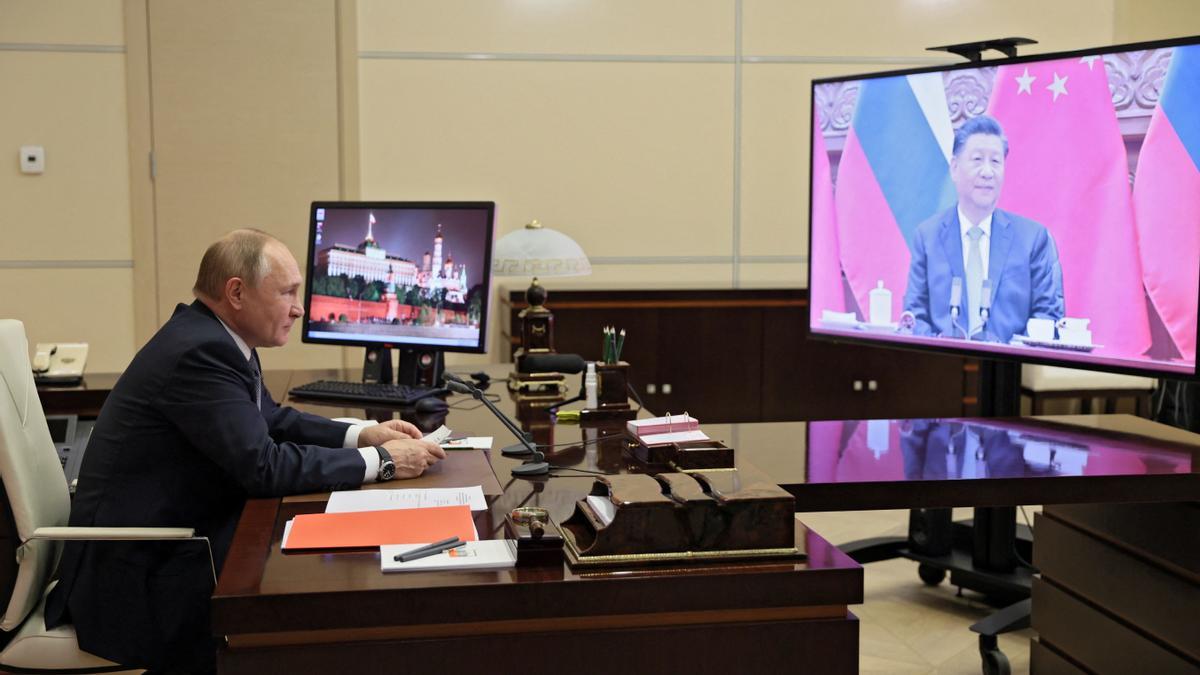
[918,563,946,586]
[979,635,1011,675]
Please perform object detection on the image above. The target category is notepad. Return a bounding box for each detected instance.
[637,430,710,446]
[282,504,476,551]
[381,539,517,573]
[627,415,700,437]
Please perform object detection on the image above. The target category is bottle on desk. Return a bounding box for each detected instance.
[584,362,598,409]
[869,280,892,326]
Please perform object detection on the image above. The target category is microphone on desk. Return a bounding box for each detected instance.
[976,279,993,340]
[949,276,965,339]
[443,379,550,477]
[519,353,587,374]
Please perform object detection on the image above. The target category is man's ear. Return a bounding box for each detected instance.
[225,277,247,310]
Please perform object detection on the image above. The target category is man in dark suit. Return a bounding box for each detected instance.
[45,229,445,672]
[903,115,1064,344]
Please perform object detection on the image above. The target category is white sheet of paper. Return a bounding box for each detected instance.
[326,486,488,512]
[586,495,616,527]
[381,539,517,573]
[442,436,493,450]
[423,425,453,444]
[638,429,710,446]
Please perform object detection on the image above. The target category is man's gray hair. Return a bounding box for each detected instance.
[192,228,277,300]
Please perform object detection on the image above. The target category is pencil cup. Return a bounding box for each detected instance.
[596,362,630,408]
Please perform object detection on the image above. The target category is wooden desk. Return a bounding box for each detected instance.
[211,367,864,674]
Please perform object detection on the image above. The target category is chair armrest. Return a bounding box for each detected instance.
[29,526,196,541]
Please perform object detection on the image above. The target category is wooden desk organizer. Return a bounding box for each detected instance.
[560,471,797,566]
[629,437,736,470]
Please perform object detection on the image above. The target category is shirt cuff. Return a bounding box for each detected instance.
[357,446,380,483]
[343,424,369,449]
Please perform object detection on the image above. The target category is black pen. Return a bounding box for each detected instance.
[392,536,459,561]
[395,539,466,563]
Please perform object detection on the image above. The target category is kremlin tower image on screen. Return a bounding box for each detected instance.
[306,212,485,347]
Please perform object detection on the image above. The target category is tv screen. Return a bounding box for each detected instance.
[301,202,494,352]
[808,36,1200,377]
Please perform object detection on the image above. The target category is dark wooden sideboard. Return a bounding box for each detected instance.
[502,288,980,423]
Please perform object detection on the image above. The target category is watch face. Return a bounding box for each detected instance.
[380,462,396,481]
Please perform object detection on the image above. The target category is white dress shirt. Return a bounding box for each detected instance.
[958,206,993,278]
[214,316,380,482]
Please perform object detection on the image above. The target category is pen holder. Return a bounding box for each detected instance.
[504,508,564,566]
[596,361,631,408]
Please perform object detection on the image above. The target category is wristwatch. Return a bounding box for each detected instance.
[374,446,396,481]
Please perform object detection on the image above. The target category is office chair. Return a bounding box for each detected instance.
[0,319,205,672]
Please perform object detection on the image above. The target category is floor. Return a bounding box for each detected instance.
[800,507,1036,675]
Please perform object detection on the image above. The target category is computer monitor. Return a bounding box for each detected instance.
[808,35,1200,378]
[301,201,495,384]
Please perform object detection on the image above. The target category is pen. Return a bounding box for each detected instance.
[395,539,466,563]
[393,536,459,561]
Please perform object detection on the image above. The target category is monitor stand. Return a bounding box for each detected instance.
[362,346,445,387]
[838,359,1030,675]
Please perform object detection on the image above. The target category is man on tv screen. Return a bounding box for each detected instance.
[903,114,1064,343]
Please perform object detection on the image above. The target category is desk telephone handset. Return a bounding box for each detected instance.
[32,342,88,385]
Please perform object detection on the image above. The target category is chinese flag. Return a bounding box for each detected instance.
[989,57,1151,358]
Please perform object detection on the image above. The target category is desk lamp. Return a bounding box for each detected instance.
[492,220,591,367]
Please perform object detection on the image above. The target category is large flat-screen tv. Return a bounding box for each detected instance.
[808,36,1200,377]
[301,201,494,353]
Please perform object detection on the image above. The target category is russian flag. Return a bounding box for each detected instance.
[1134,45,1200,365]
[836,73,956,320]
[809,104,843,315]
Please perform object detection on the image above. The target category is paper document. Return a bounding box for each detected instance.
[586,495,616,527]
[638,429,710,446]
[283,504,476,551]
[442,436,493,450]
[423,425,453,444]
[381,539,517,573]
[627,415,700,437]
[326,486,488,512]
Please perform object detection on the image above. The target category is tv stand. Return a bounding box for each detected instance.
[362,346,444,387]
[841,359,1030,675]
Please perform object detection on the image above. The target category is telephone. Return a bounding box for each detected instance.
[32,342,88,385]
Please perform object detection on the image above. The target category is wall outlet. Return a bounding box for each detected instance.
[19,145,44,174]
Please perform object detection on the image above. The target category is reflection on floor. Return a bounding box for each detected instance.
[800,507,1036,675]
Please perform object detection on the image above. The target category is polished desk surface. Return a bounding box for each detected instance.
[210,366,863,671]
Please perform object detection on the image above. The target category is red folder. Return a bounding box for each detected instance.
[283,505,476,551]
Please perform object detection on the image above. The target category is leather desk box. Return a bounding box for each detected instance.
[561,472,797,566]
[628,436,735,469]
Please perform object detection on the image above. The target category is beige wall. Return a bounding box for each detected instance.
[4,0,1198,373]
[0,0,134,373]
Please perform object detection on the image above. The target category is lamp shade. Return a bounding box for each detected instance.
[492,220,591,278]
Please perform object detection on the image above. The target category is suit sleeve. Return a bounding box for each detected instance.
[1028,226,1065,321]
[157,343,365,497]
[259,383,351,447]
[903,227,936,336]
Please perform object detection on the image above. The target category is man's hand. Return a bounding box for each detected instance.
[358,419,422,447]
[380,438,447,479]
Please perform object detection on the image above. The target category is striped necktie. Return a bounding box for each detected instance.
[249,351,262,411]
[966,225,984,332]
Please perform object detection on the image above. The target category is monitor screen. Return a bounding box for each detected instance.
[808,36,1200,377]
[301,202,495,352]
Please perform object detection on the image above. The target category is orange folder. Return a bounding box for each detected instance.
[283,505,476,551]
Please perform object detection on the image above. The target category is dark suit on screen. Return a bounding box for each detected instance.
[903,206,1064,344]
[45,301,366,672]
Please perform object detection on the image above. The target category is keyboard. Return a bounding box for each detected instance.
[288,380,446,406]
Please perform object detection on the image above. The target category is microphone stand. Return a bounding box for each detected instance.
[445,379,550,477]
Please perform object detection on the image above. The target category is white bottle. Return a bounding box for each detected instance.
[869,280,892,326]
[584,362,599,409]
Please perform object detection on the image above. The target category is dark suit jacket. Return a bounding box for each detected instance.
[902,207,1064,344]
[45,301,366,671]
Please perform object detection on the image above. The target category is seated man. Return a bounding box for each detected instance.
[45,229,445,673]
[903,114,1064,343]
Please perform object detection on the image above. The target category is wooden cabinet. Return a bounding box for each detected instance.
[502,288,977,423]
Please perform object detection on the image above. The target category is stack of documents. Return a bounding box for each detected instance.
[282,504,476,551]
[627,414,708,446]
